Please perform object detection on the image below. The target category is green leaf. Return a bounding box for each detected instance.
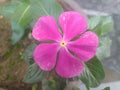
[43,79,57,90]
[96,37,112,60]
[0,4,18,18]
[103,87,110,90]
[88,16,113,36]
[11,22,24,44]
[88,16,101,30]
[12,1,31,27]
[30,0,63,26]
[11,1,31,44]
[11,0,26,3]
[80,56,105,88]
[88,16,102,36]
[23,63,49,84]
[101,16,113,35]
[23,44,37,66]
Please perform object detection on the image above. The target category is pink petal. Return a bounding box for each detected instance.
[68,31,99,62]
[32,16,61,41]
[59,11,88,41]
[55,48,84,78]
[33,43,59,71]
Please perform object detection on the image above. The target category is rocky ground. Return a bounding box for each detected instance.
[76,0,120,15]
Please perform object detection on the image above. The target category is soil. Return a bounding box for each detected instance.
[0,16,33,90]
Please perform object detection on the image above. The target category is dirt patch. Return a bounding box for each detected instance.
[0,17,11,58]
[0,16,33,90]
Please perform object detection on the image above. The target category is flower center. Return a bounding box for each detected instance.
[60,41,67,47]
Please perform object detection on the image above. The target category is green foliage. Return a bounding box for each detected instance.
[43,79,58,90]
[11,22,24,44]
[12,2,31,27]
[72,86,80,90]
[23,44,37,66]
[23,63,49,84]
[30,0,63,26]
[42,77,66,90]
[23,44,51,84]
[96,37,112,60]
[101,16,114,35]
[0,4,18,18]
[11,0,25,3]
[32,84,38,90]
[103,87,110,90]
[0,0,63,44]
[88,16,101,30]
[80,56,105,88]
[88,16,114,36]
[88,16,113,60]
[11,2,31,44]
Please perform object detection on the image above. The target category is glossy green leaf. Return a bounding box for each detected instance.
[23,63,49,84]
[12,2,31,27]
[80,56,105,88]
[101,16,113,35]
[88,16,113,36]
[88,16,101,30]
[88,16,102,36]
[11,22,24,44]
[23,44,37,66]
[30,0,63,26]
[96,37,112,60]
[0,4,18,18]
[11,1,31,44]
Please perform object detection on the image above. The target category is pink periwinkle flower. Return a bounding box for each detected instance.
[32,11,98,78]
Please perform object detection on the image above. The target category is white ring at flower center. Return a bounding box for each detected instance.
[60,41,67,47]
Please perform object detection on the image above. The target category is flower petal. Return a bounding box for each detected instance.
[32,16,61,41]
[56,48,84,78]
[68,31,99,62]
[33,43,59,71]
[59,11,88,41]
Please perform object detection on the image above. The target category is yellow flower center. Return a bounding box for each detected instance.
[60,41,67,47]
